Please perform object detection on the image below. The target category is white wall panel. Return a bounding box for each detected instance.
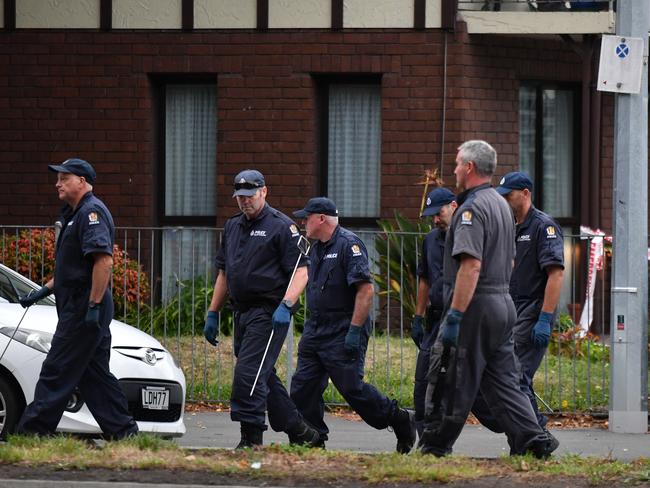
[344,0,413,28]
[16,0,100,29]
[195,0,256,29]
[425,0,442,28]
[269,0,330,29]
[113,0,182,29]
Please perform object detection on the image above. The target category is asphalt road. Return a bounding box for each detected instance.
[178,411,650,460]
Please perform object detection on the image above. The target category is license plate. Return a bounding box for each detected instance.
[141,386,169,410]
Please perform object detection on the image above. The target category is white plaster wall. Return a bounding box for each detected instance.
[113,0,182,29]
[461,12,614,34]
[16,0,100,29]
[344,0,413,28]
[425,0,441,28]
[269,0,330,29]
[194,0,256,29]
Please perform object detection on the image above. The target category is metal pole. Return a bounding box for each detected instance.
[609,0,649,434]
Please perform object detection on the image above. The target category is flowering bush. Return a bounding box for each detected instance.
[0,227,150,317]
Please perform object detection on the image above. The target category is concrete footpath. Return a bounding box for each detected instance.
[178,411,649,460]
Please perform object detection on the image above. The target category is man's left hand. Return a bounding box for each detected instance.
[531,311,553,348]
[85,302,102,328]
[272,301,292,331]
[344,324,362,360]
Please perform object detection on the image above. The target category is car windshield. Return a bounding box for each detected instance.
[0,267,54,306]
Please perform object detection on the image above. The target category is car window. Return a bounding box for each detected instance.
[0,268,54,306]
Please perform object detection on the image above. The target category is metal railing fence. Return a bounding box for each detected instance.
[457,0,613,12]
[0,224,625,415]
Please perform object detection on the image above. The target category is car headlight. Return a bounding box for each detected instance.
[0,326,53,354]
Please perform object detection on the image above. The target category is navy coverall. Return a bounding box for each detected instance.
[422,184,548,455]
[290,226,397,439]
[216,204,306,432]
[510,206,564,427]
[413,228,445,431]
[17,192,137,438]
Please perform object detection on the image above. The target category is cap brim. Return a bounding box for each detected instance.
[293,209,309,218]
[48,164,72,174]
[421,205,443,217]
[233,188,259,197]
[496,186,513,196]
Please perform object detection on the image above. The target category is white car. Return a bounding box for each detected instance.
[0,263,186,439]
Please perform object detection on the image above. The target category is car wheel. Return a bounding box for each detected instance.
[0,375,22,440]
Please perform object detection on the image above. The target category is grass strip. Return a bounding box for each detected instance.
[1,434,649,485]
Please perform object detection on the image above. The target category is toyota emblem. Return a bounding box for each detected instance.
[144,348,157,365]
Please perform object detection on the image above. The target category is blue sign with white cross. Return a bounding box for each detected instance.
[616,43,629,59]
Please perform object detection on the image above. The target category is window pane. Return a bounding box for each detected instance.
[328,84,381,218]
[542,89,573,218]
[165,84,217,217]
[518,86,537,181]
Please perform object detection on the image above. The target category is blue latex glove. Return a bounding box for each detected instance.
[203,311,219,346]
[531,311,553,349]
[272,302,292,331]
[441,308,464,348]
[84,302,102,329]
[344,324,362,359]
[410,315,424,348]
[19,285,51,308]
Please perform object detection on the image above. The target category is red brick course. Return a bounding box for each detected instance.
[0,26,613,231]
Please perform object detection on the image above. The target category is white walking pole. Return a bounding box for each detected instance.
[249,235,310,396]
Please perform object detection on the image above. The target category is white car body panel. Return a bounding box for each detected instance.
[0,265,186,437]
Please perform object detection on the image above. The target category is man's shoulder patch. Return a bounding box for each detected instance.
[545,225,557,239]
[88,211,100,226]
[460,210,473,225]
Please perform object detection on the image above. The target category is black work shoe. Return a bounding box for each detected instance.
[287,419,323,448]
[525,428,559,459]
[235,423,263,449]
[390,408,416,454]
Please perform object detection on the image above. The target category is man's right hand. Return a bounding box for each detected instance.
[441,308,464,348]
[410,315,424,348]
[18,285,51,308]
[203,311,219,346]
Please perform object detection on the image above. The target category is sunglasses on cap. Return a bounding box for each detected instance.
[234,182,263,191]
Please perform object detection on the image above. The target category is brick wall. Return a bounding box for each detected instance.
[0,26,606,228]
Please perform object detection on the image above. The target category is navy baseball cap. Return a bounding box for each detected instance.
[293,197,339,218]
[421,188,455,217]
[48,158,96,184]
[496,172,533,195]
[232,169,265,197]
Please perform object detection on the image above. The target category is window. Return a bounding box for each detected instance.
[519,84,578,222]
[519,82,580,315]
[155,81,218,301]
[317,77,382,224]
[162,83,217,222]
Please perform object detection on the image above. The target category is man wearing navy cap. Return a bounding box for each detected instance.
[496,171,564,440]
[289,197,416,453]
[16,158,138,439]
[204,170,320,448]
[419,141,557,458]
[411,187,456,437]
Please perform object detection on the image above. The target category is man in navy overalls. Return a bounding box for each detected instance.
[17,158,138,439]
[496,171,564,443]
[411,188,456,438]
[290,197,416,453]
[204,170,320,448]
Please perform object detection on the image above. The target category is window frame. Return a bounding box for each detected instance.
[152,75,218,227]
[519,81,581,229]
[314,74,383,228]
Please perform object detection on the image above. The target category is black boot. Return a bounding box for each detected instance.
[520,428,559,459]
[389,408,416,454]
[235,423,263,449]
[286,419,323,448]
